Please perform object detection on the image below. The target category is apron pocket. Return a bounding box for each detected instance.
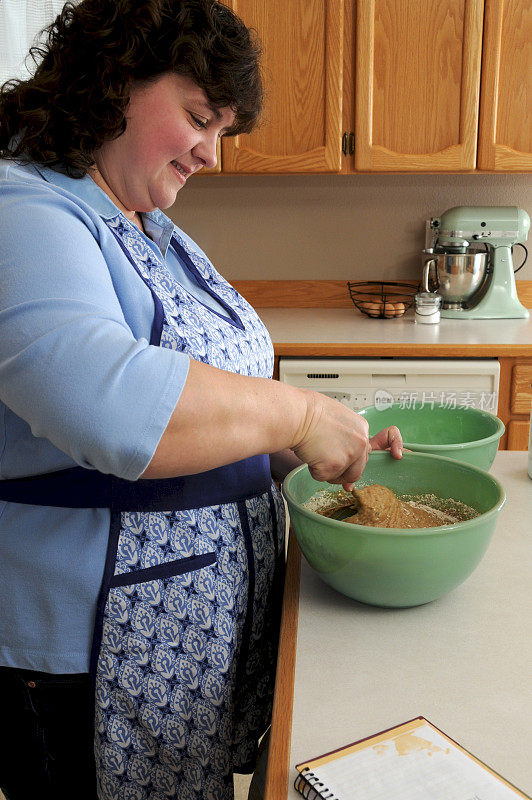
[108,552,217,588]
[93,552,219,681]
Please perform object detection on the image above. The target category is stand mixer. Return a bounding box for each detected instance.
[422,206,530,319]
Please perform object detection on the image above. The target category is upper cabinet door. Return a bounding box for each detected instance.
[353,0,484,171]
[221,0,344,173]
[478,0,532,170]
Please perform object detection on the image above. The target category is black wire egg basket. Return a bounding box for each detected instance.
[347,281,419,319]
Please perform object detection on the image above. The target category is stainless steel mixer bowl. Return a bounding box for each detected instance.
[422,250,488,307]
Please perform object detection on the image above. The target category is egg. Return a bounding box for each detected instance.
[394,302,405,317]
[384,302,396,318]
[359,300,381,317]
[366,301,382,317]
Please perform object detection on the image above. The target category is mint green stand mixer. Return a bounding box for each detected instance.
[422,206,530,319]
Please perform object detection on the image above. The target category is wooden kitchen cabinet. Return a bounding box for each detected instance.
[477,0,532,170]
[352,0,484,171]
[498,358,532,450]
[222,0,483,173]
[349,0,532,172]
[511,363,532,413]
[221,0,344,172]
[507,420,531,449]
[220,0,531,174]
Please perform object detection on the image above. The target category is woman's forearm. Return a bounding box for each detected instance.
[141,358,309,478]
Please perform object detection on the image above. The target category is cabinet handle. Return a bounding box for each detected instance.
[348,132,355,155]
[342,131,348,155]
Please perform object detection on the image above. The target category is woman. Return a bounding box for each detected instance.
[0,2,402,798]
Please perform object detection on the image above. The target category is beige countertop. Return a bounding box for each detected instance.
[285,451,532,798]
[258,308,532,356]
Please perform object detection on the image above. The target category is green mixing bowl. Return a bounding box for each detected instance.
[283,451,505,608]
[357,403,505,470]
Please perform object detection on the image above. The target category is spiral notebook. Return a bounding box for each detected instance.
[294,717,531,800]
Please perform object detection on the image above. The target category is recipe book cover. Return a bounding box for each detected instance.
[294,717,531,800]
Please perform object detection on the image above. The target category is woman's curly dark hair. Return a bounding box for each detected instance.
[0,0,263,176]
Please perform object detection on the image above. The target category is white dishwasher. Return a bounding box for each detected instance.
[279,358,500,413]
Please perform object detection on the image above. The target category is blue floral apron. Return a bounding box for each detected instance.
[0,216,286,800]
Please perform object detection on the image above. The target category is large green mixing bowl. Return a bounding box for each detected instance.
[283,451,505,608]
[357,403,505,470]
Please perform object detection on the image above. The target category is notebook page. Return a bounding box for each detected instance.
[308,723,524,800]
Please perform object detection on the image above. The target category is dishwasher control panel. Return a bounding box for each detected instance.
[279,359,500,413]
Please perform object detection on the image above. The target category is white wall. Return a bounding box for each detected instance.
[166,173,532,282]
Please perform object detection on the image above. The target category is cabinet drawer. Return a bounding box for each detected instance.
[510,364,532,414]
[507,420,531,451]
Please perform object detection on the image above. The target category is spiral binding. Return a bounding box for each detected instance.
[294,766,340,800]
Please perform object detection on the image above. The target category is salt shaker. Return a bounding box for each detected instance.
[414,292,441,324]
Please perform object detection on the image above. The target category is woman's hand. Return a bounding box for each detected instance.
[369,425,403,459]
[291,395,404,491]
[291,391,371,491]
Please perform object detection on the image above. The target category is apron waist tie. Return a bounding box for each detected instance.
[0,454,272,510]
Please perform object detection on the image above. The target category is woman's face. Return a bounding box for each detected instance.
[92,73,235,212]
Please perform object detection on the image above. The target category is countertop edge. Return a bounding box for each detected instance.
[271,342,532,357]
[264,533,301,800]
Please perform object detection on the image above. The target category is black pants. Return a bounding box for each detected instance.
[0,667,97,800]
